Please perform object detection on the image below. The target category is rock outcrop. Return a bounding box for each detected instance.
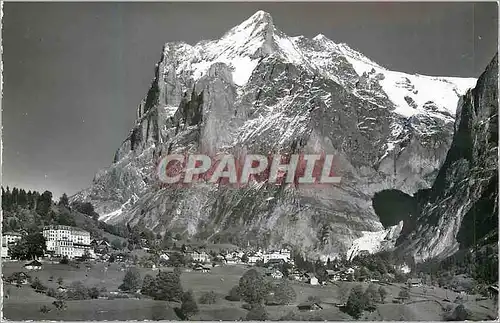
[395,54,498,262]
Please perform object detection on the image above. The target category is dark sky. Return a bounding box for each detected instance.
[2,2,498,199]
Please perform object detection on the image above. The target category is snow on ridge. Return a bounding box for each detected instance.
[338,46,477,118]
[163,11,476,115]
[171,11,274,86]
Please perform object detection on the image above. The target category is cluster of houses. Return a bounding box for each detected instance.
[156,247,293,267]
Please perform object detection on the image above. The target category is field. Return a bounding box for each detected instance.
[2,261,497,321]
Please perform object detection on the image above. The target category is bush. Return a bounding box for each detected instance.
[445,304,471,321]
[266,280,296,305]
[241,303,252,311]
[364,284,380,309]
[180,290,199,319]
[150,302,171,320]
[66,281,90,300]
[52,299,67,311]
[31,277,47,292]
[142,274,157,297]
[46,288,57,298]
[246,303,268,321]
[40,305,51,313]
[379,286,388,303]
[226,285,241,301]
[89,286,100,299]
[307,295,321,303]
[398,288,410,302]
[199,291,217,304]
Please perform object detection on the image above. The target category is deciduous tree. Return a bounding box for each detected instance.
[238,269,270,305]
[119,267,141,292]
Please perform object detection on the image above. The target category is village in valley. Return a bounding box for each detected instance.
[2,192,499,321]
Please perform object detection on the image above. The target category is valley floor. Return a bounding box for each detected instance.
[2,261,497,321]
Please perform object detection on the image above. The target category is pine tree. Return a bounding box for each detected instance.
[26,191,34,209]
[32,191,41,211]
[2,187,8,211]
[58,193,69,208]
[11,187,19,206]
[36,191,53,217]
[18,189,27,207]
[2,187,11,211]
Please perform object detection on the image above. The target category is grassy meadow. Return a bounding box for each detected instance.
[2,260,497,321]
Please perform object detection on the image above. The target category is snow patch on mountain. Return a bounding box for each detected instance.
[335,41,476,118]
[99,197,134,223]
[347,221,404,260]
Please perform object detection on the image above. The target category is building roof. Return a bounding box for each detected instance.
[297,301,323,309]
[488,285,499,293]
[43,225,89,233]
[3,231,23,236]
[326,270,339,275]
[267,258,285,263]
[25,260,42,267]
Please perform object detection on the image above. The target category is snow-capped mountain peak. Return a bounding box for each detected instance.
[73,10,483,259]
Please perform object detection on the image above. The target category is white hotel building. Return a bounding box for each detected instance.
[263,249,291,263]
[1,232,23,258]
[42,225,92,259]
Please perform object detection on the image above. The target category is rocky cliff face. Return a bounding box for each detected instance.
[72,11,476,258]
[396,54,498,263]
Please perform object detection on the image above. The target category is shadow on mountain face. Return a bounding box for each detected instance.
[371,189,418,228]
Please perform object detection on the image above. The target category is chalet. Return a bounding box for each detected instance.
[271,270,283,279]
[159,253,170,261]
[24,260,43,271]
[99,240,111,247]
[266,258,285,268]
[289,270,303,281]
[326,270,341,281]
[297,301,323,311]
[93,240,111,254]
[193,264,211,273]
[225,255,241,265]
[263,249,291,264]
[305,273,319,285]
[188,250,211,263]
[247,252,263,264]
[115,254,126,262]
[488,284,498,300]
[408,278,422,288]
[7,272,31,285]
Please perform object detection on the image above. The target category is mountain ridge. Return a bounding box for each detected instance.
[72,11,480,260]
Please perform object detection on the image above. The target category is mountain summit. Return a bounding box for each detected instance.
[73,11,478,259]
